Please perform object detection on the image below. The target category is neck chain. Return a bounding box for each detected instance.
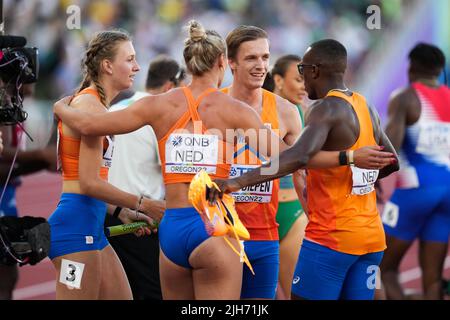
[326,87,350,96]
[328,87,349,93]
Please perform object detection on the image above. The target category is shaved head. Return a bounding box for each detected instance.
[301,39,348,100]
[408,43,445,78]
[303,39,347,74]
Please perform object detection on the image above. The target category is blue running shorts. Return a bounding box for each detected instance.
[383,185,450,243]
[158,207,210,268]
[291,239,384,300]
[48,193,109,259]
[241,240,279,299]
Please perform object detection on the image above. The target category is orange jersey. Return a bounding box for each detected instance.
[58,88,113,181]
[305,90,386,255]
[221,87,280,241]
[158,87,231,185]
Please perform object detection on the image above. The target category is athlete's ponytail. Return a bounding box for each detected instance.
[183,20,226,76]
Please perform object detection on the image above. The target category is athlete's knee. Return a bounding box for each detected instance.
[380,266,399,280]
[380,254,401,271]
[423,267,444,280]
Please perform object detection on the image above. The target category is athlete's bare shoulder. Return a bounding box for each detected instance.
[159,86,186,101]
[211,91,264,130]
[389,86,420,107]
[273,94,302,142]
[309,96,342,117]
[211,90,252,112]
[324,94,353,108]
[387,86,421,125]
[152,87,187,110]
[71,92,106,113]
[274,94,298,119]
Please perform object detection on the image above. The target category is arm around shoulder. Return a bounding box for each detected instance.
[54,94,156,136]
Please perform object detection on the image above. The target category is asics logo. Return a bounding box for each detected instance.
[293,276,300,284]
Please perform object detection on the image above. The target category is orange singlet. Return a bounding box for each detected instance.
[221,88,280,241]
[158,87,231,185]
[58,88,113,181]
[305,90,386,255]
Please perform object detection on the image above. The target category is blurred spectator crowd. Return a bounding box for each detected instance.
[4,0,414,100]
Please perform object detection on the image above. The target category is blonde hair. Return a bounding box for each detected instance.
[183,20,226,76]
[77,30,131,106]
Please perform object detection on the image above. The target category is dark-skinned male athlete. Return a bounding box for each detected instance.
[209,39,399,300]
[380,43,450,300]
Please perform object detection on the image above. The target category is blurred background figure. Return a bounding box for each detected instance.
[380,43,450,300]
[105,55,187,300]
[0,84,58,300]
[6,0,447,111]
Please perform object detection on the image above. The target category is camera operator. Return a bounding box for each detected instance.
[0,28,51,298]
[0,84,57,300]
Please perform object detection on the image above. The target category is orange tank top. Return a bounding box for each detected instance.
[58,88,113,181]
[305,90,386,254]
[158,87,231,185]
[221,87,280,241]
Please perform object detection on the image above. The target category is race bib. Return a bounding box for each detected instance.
[350,166,379,195]
[416,121,450,155]
[102,135,114,168]
[59,259,85,289]
[165,133,219,174]
[381,201,399,228]
[229,164,273,203]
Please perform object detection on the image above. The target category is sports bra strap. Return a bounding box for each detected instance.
[182,87,217,122]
